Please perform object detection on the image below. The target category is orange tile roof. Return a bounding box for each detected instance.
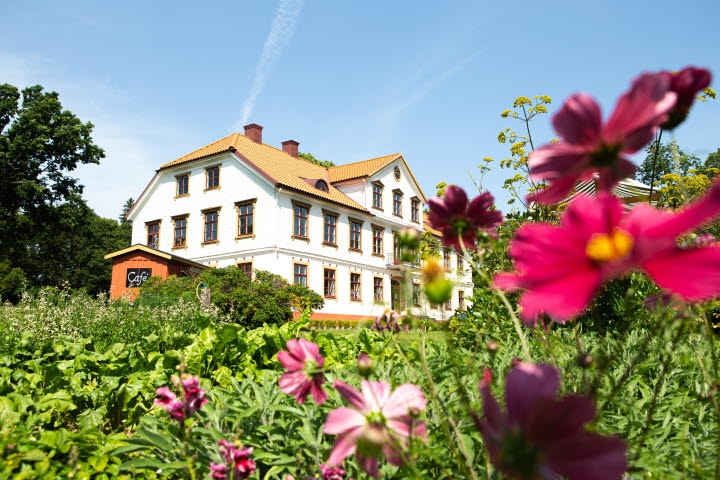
[159,133,369,212]
[423,213,443,237]
[327,153,401,182]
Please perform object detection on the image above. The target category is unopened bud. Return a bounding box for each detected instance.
[357,352,373,378]
[397,227,421,250]
[356,424,390,458]
[486,341,500,353]
[577,353,593,368]
[424,278,453,304]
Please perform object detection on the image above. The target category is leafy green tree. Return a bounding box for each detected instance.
[139,267,324,328]
[0,84,104,236]
[635,141,702,187]
[299,152,335,168]
[119,197,134,225]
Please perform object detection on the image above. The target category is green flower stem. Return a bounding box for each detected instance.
[634,319,685,455]
[457,236,531,362]
[384,332,468,478]
[419,334,479,480]
[647,128,664,205]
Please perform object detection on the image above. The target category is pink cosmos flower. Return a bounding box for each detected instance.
[211,440,256,480]
[495,181,720,326]
[476,362,627,480]
[154,375,208,423]
[528,72,676,204]
[319,464,350,480]
[662,66,712,130]
[322,380,427,479]
[277,338,328,405]
[427,185,503,251]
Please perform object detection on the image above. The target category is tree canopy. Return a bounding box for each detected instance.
[0,84,130,300]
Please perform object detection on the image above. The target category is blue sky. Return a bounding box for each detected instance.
[2,0,719,219]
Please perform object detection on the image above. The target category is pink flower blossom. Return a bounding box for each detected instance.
[495,182,720,326]
[662,66,712,130]
[319,464,350,480]
[212,440,256,480]
[477,362,627,480]
[322,380,427,479]
[277,338,328,405]
[154,375,208,423]
[528,72,676,204]
[427,185,503,251]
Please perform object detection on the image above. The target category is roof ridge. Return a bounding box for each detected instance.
[330,152,401,169]
[179,133,236,160]
[233,132,328,172]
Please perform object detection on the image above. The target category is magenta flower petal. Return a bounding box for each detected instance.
[154,386,177,406]
[327,428,363,466]
[477,363,627,479]
[381,383,427,419]
[504,363,559,426]
[333,380,368,411]
[528,71,677,204]
[552,93,603,145]
[277,338,327,405]
[323,380,427,478]
[323,407,367,435]
[642,246,720,300]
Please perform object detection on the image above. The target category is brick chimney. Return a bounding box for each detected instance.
[244,123,263,144]
[282,140,299,158]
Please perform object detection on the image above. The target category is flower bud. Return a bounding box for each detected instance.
[577,353,593,368]
[397,227,421,250]
[356,423,390,458]
[424,278,453,305]
[486,341,500,353]
[357,352,373,378]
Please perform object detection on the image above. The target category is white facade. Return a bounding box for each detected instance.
[128,135,472,320]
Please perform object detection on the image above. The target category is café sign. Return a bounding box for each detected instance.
[126,268,152,288]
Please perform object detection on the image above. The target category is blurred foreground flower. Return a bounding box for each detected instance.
[372,309,408,333]
[319,464,350,480]
[427,185,503,251]
[323,380,427,478]
[476,362,627,480]
[495,182,720,326]
[662,66,712,129]
[210,440,256,480]
[154,374,208,423]
[278,338,328,405]
[528,72,676,204]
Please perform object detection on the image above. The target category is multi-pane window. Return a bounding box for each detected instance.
[458,291,465,310]
[411,198,420,223]
[392,190,403,216]
[204,211,219,242]
[372,227,384,255]
[444,249,452,270]
[237,262,253,278]
[445,299,452,311]
[237,202,254,236]
[173,217,187,247]
[324,213,337,244]
[349,221,362,250]
[373,277,384,303]
[324,269,336,298]
[147,222,160,249]
[372,183,383,209]
[206,166,220,190]
[293,264,308,286]
[393,233,400,261]
[412,283,421,306]
[176,174,189,196]
[457,254,464,271]
[350,273,361,300]
[293,204,309,238]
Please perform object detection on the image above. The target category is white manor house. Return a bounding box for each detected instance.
[119,124,472,320]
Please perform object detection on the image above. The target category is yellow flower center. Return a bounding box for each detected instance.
[585,228,634,262]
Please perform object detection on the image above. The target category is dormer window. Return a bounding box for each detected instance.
[315,180,328,192]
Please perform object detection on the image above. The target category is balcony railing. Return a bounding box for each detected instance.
[385,253,420,269]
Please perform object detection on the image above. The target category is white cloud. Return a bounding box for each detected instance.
[233,0,304,130]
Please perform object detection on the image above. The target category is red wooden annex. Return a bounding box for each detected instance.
[104,244,208,300]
